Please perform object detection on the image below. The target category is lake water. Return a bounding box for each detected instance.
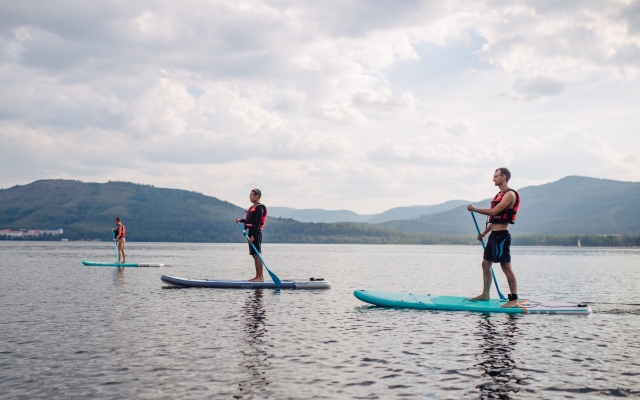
[1,242,639,399]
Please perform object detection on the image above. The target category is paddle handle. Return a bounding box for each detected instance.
[471,211,486,249]
[237,222,281,288]
[470,212,506,300]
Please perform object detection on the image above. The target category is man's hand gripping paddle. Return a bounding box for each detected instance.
[470,212,506,300]
[112,230,119,264]
[237,222,281,288]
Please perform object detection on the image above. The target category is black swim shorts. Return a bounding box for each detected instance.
[249,231,262,255]
[483,230,511,263]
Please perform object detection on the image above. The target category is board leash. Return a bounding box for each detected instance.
[471,212,506,300]
[237,222,281,288]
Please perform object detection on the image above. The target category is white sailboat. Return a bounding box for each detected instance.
[577,239,582,247]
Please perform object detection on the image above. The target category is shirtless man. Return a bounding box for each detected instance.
[467,168,521,308]
[235,188,268,282]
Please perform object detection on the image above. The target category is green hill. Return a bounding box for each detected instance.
[377,176,640,235]
[0,180,242,242]
[0,180,469,244]
[2,177,639,245]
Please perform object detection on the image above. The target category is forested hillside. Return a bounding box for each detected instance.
[0,180,469,244]
[2,177,639,245]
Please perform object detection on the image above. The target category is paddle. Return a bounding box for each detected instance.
[237,222,281,288]
[112,230,119,264]
[470,212,506,300]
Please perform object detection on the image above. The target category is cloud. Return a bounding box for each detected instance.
[474,1,640,78]
[446,117,482,136]
[513,76,565,100]
[510,126,640,183]
[417,117,483,138]
[0,1,639,212]
[311,103,369,125]
[351,87,415,112]
[367,139,510,167]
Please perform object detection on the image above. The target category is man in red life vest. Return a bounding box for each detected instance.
[467,168,521,308]
[235,188,268,282]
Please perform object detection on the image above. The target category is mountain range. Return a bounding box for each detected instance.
[272,176,640,235]
[269,200,470,224]
[1,176,639,243]
[377,176,640,235]
[0,180,466,244]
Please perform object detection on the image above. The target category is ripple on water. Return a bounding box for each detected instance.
[0,242,639,399]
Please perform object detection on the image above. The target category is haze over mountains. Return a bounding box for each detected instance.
[378,176,640,235]
[270,200,471,224]
[267,176,640,235]
[1,176,639,243]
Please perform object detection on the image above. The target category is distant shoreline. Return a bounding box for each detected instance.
[2,234,639,247]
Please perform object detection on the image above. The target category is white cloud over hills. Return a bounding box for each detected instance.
[0,0,638,212]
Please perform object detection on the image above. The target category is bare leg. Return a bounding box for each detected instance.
[500,262,519,308]
[118,240,126,263]
[471,259,493,300]
[248,254,264,282]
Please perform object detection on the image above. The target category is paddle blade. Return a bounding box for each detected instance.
[265,266,281,288]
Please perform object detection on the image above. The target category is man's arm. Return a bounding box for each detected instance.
[467,191,516,216]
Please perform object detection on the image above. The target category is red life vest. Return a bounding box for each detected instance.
[244,204,268,230]
[118,224,126,238]
[488,189,520,224]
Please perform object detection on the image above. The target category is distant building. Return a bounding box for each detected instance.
[1,229,23,237]
[41,227,63,235]
[2,227,63,237]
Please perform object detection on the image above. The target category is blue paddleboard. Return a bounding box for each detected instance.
[82,261,164,267]
[354,290,591,315]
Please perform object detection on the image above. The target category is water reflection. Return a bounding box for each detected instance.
[475,315,528,399]
[113,267,126,287]
[234,290,272,399]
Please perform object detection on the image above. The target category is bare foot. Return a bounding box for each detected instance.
[470,294,490,301]
[248,277,264,282]
[500,300,520,308]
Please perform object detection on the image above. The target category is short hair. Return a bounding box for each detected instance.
[496,168,511,182]
[251,188,262,198]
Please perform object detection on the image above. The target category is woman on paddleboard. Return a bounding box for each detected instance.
[113,217,126,263]
[235,188,268,282]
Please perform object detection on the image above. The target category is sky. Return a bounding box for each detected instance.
[1,0,639,213]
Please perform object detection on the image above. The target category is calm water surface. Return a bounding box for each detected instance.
[1,242,639,399]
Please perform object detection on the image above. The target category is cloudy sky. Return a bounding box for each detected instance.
[1,0,639,213]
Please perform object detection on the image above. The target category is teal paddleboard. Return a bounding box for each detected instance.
[82,261,164,267]
[354,290,591,315]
